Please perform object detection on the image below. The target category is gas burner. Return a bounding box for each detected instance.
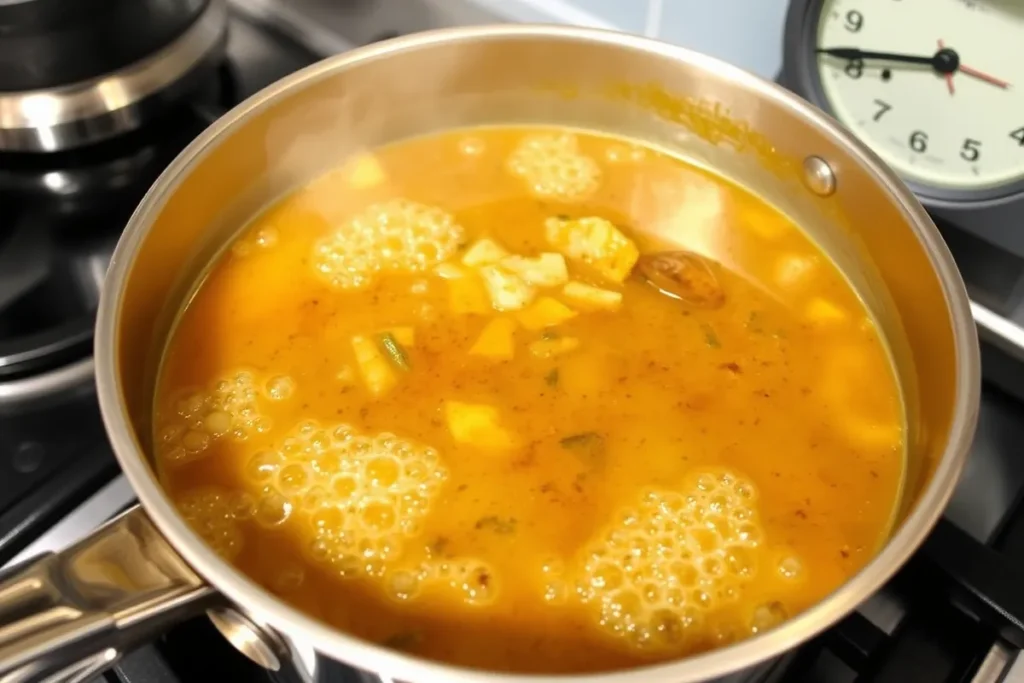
[0,68,235,396]
[0,207,99,379]
[0,63,237,210]
[0,0,228,153]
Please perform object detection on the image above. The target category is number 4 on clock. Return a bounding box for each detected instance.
[1013,127,1024,146]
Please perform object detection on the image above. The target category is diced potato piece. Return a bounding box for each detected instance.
[775,253,818,289]
[416,303,438,322]
[743,207,789,241]
[351,335,398,397]
[842,420,903,451]
[499,253,569,288]
[469,318,518,360]
[380,326,415,346]
[561,281,622,311]
[462,238,509,267]
[528,336,581,359]
[544,216,639,283]
[478,265,535,311]
[448,275,491,314]
[805,297,846,326]
[336,365,356,386]
[516,297,577,330]
[342,153,387,190]
[445,401,518,450]
[434,262,467,280]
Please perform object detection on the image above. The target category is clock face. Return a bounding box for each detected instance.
[816,0,1024,193]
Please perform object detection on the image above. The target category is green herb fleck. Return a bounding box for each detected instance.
[746,310,763,334]
[555,213,571,221]
[559,431,607,466]
[544,368,560,387]
[376,332,410,370]
[382,631,422,651]
[542,329,559,341]
[474,515,517,535]
[701,323,721,349]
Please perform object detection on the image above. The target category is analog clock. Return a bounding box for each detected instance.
[782,0,1024,207]
[781,0,1024,392]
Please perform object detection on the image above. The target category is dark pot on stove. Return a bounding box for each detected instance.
[0,0,228,152]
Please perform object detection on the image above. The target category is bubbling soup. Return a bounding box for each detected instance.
[155,126,904,673]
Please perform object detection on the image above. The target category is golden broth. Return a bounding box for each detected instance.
[155,126,904,673]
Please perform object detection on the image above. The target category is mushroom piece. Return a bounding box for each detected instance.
[634,250,726,309]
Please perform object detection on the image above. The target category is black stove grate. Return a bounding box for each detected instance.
[780,535,1006,683]
[0,12,320,568]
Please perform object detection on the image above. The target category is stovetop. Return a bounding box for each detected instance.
[3,2,1024,682]
[0,7,317,569]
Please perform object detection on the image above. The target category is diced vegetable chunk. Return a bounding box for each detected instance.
[528,336,580,358]
[376,332,411,371]
[499,253,569,288]
[351,335,398,397]
[447,274,491,314]
[516,297,577,330]
[560,431,607,467]
[561,281,623,311]
[434,262,467,280]
[469,318,518,360]
[544,216,639,283]
[461,238,509,267]
[743,208,789,241]
[341,153,387,190]
[336,365,356,386]
[635,251,725,309]
[379,327,415,346]
[478,266,535,311]
[805,297,846,325]
[842,420,903,450]
[775,254,817,289]
[445,401,517,449]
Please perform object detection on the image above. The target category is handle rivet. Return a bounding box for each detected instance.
[803,156,837,197]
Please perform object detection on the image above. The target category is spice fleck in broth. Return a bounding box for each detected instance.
[155,126,904,673]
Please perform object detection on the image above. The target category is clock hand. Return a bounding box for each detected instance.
[822,44,1010,89]
[937,40,955,95]
[959,64,1010,89]
[816,47,959,73]
[935,38,1010,90]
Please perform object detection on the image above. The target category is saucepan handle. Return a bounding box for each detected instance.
[0,505,216,682]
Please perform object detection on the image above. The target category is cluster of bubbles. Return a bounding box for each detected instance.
[242,420,448,581]
[176,487,256,560]
[573,469,775,652]
[312,199,465,290]
[158,371,294,465]
[506,133,602,201]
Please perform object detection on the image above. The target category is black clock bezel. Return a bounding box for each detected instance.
[781,0,1024,209]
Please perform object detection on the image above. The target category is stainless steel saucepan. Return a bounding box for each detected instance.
[0,25,979,683]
